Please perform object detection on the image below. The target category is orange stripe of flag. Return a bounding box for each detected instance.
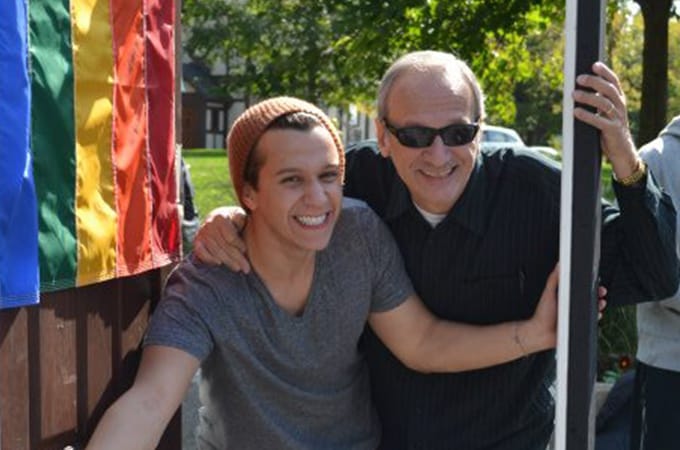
[112,0,152,276]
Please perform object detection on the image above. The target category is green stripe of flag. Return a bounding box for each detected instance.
[29,0,78,290]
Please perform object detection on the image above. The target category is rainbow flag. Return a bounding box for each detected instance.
[0,0,180,309]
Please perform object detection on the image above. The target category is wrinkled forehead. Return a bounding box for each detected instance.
[386,67,476,124]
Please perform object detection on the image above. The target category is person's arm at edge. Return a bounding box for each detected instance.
[86,346,200,450]
[368,267,558,374]
[639,132,680,312]
[574,62,679,302]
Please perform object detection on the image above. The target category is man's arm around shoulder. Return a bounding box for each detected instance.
[368,268,559,373]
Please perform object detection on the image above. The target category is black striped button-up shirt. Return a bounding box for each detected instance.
[344,142,679,450]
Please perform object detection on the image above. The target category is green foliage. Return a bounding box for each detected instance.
[481,3,564,143]
[182,0,561,111]
[598,304,637,381]
[182,0,679,146]
[609,8,644,140]
[668,15,680,117]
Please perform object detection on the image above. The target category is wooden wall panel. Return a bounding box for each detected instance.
[81,283,114,437]
[0,308,30,450]
[39,291,79,447]
[0,268,181,450]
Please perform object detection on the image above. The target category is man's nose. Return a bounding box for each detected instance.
[423,135,451,164]
[304,180,326,204]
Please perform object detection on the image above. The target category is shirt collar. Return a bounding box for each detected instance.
[384,154,486,235]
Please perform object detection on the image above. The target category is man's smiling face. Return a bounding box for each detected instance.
[376,67,481,215]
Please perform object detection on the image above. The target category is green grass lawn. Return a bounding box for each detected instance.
[183,148,237,219]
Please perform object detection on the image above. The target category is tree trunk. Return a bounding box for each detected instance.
[635,0,672,146]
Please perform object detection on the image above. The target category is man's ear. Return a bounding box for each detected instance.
[242,184,257,211]
[374,118,391,158]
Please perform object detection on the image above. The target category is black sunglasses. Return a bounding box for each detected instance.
[383,118,479,148]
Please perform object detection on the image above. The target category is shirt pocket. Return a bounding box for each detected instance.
[460,269,530,323]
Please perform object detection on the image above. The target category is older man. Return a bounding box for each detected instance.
[193,52,678,450]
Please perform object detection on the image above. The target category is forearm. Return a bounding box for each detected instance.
[408,318,551,373]
[602,177,679,304]
[86,387,172,450]
[370,294,555,375]
[86,346,198,450]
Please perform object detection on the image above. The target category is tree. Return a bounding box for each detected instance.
[182,0,562,111]
[478,4,564,143]
[609,4,644,139]
[634,0,676,144]
[182,0,339,105]
[181,0,678,147]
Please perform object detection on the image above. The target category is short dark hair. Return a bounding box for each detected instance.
[243,112,323,190]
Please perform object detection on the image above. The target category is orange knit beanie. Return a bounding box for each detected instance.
[227,96,345,207]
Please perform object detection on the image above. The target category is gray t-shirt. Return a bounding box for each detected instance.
[144,199,415,449]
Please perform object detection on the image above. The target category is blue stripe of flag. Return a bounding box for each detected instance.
[0,0,40,308]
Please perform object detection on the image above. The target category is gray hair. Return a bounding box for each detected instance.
[377,50,486,123]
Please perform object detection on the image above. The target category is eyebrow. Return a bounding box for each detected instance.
[274,163,340,176]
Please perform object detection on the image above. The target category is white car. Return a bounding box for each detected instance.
[481,125,559,159]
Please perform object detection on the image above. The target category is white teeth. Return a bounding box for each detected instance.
[296,214,327,226]
[422,166,455,178]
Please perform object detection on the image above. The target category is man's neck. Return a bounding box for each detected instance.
[243,221,316,316]
[413,201,448,227]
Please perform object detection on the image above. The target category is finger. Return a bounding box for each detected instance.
[224,244,251,273]
[597,299,607,321]
[192,240,223,265]
[575,75,619,103]
[197,237,250,273]
[576,62,623,98]
[230,210,248,233]
[591,61,623,95]
[214,214,248,254]
[573,105,616,131]
[543,265,559,296]
[208,216,240,249]
[598,299,607,313]
[221,250,252,273]
[206,234,250,272]
[597,285,607,299]
[572,89,620,119]
[574,69,625,119]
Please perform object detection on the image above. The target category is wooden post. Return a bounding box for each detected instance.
[555,1,605,449]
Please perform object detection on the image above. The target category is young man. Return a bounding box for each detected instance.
[86,97,561,450]
[193,52,678,449]
[631,115,680,450]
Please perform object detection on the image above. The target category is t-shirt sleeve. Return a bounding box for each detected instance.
[144,260,215,361]
[353,204,415,312]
